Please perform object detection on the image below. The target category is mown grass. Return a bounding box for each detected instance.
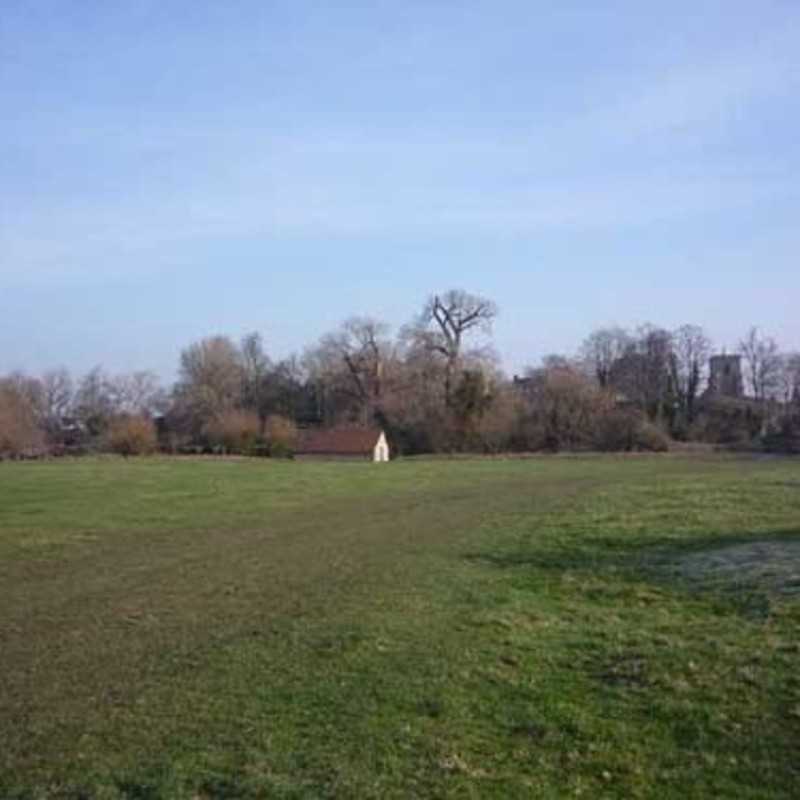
[1,455,799,798]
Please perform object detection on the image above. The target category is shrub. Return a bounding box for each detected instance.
[762,410,800,454]
[475,387,518,453]
[204,409,260,454]
[107,415,157,456]
[517,367,618,452]
[692,398,763,445]
[635,422,670,452]
[264,414,297,456]
[593,409,639,451]
[247,442,271,458]
[0,384,45,458]
[268,440,294,459]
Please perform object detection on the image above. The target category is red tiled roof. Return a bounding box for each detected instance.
[296,428,383,456]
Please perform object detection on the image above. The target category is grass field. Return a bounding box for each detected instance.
[1,455,799,799]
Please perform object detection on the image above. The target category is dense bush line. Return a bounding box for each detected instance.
[1,289,798,458]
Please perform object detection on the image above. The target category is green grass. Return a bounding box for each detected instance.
[1,454,799,798]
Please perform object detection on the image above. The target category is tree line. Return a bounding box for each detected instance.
[2,289,799,458]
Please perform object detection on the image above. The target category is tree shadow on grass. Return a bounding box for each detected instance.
[464,528,800,618]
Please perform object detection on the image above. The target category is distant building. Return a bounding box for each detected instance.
[707,355,744,399]
[295,428,390,462]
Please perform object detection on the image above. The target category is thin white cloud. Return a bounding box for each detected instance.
[2,165,795,287]
[2,19,798,284]
[550,20,800,146]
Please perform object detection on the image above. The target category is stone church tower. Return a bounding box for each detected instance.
[707,354,744,398]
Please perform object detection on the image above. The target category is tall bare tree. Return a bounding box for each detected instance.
[264,357,313,422]
[609,325,674,423]
[670,324,711,424]
[333,317,389,412]
[777,353,800,404]
[240,332,272,422]
[175,336,243,431]
[406,289,497,407]
[580,327,631,388]
[41,368,73,418]
[0,379,45,456]
[110,371,166,416]
[2,372,45,420]
[74,367,116,436]
[740,327,782,402]
[306,317,393,425]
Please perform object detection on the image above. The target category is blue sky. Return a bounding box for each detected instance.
[1,0,798,379]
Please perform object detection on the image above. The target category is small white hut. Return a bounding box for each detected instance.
[295,428,390,462]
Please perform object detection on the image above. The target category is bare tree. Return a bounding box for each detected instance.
[331,317,390,414]
[609,325,674,423]
[110,371,166,416]
[777,353,800,404]
[74,367,117,436]
[670,324,711,424]
[240,332,272,421]
[740,327,782,402]
[540,353,576,371]
[0,378,45,456]
[263,356,313,423]
[517,362,612,451]
[3,372,45,420]
[175,336,243,431]
[305,317,394,425]
[41,368,73,420]
[38,368,74,443]
[406,289,498,406]
[380,340,449,451]
[580,327,631,388]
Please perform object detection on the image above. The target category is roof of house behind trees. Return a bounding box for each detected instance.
[296,428,383,456]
